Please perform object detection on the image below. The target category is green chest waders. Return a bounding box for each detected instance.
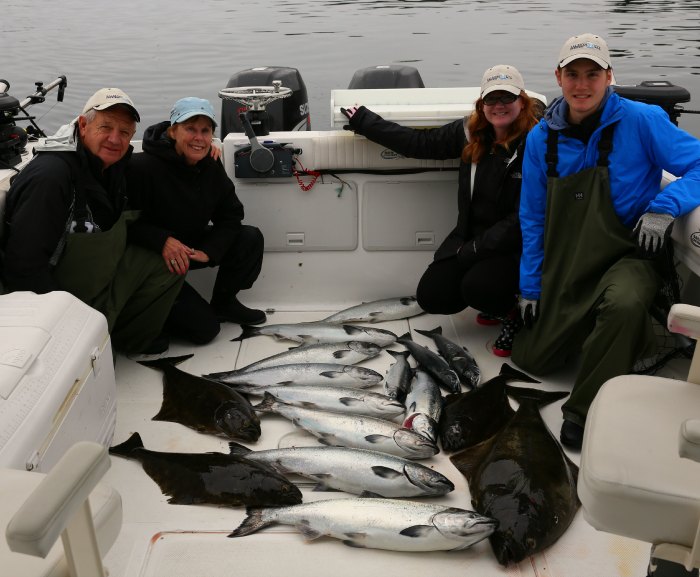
[53,209,184,353]
[512,125,660,425]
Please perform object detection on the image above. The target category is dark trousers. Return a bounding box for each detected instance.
[165,225,264,344]
[416,255,519,317]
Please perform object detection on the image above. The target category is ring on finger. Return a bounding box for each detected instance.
[170,258,177,265]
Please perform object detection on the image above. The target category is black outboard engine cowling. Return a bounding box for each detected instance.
[221,67,309,138]
[613,81,690,126]
[348,65,425,89]
[0,90,28,168]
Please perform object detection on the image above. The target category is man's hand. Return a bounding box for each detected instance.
[163,236,195,275]
[519,296,540,329]
[633,212,674,258]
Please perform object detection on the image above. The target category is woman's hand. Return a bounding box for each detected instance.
[209,142,222,161]
[189,249,210,264]
[163,236,195,275]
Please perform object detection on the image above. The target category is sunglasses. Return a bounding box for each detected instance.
[483,93,520,106]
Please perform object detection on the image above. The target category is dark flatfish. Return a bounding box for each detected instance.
[415,326,481,389]
[450,387,578,566]
[397,332,460,394]
[438,363,539,453]
[110,432,301,506]
[141,355,261,442]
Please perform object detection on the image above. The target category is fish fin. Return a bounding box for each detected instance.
[228,508,272,538]
[342,540,368,548]
[414,326,443,338]
[367,312,381,323]
[297,520,323,541]
[311,483,340,492]
[299,401,321,409]
[498,363,541,384]
[230,324,261,342]
[358,491,384,498]
[339,397,362,407]
[386,349,411,360]
[365,434,392,444]
[316,433,342,447]
[399,525,436,538]
[109,432,145,458]
[332,350,352,359]
[227,441,252,455]
[318,371,342,379]
[275,380,294,385]
[166,494,195,505]
[370,465,403,479]
[450,435,499,482]
[401,296,417,304]
[342,325,363,335]
[505,385,569,407]
[138,354,194,370]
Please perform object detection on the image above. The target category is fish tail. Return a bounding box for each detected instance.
[414,326,443,338]
[230,324,261,343]
[228,507,273,537]
[138,354,194,370]
[397,332,413,343]
[109,432,145,458]
[498,363,541,384]
[252,391,277,413]
[228,441,252,455]
[505,385,569,407]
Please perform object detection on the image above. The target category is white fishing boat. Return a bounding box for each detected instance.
[0,66,699,577]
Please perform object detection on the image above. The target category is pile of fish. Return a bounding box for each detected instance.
[117,295,579,562]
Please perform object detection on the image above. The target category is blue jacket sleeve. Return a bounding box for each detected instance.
[518,122,549,299]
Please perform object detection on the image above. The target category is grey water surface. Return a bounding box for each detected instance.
[3,0,700,137]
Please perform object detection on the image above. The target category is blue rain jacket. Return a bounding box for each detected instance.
[519,90,700,299]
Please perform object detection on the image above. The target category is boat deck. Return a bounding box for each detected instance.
[102,305,689,577]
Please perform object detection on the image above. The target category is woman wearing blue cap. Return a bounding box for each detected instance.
[127,97,265,346]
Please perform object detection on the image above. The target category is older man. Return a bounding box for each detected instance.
[2,88,183,355]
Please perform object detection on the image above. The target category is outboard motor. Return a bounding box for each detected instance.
[613,80,690,126]
[0,85,27,168]
[0,76,67,168]
[348,65,425,89]
[220,66,309,137]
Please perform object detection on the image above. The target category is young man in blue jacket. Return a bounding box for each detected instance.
[512,33,700,449]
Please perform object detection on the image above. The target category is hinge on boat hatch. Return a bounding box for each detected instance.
[90,346,101,378]
[26,451,39,471]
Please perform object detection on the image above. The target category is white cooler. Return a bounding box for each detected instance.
[0,291,116,472]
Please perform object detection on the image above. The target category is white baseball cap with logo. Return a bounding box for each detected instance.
[480,65,525,98]
[558,33,612,69]
[82,87,140,121]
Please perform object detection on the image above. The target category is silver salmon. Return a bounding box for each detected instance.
[229,498,496,552]
[228,443,455,498]
[204,363,382,388]
[232,322,397,346]
[321,296,424,324]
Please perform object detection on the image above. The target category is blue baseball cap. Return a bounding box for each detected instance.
[170,97,217,127]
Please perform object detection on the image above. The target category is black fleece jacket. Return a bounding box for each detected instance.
[127,121,245,265]
[347,106,524,264]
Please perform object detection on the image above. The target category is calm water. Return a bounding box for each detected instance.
[3,0,700,137]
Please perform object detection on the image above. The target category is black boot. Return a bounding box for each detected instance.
[560,419,584,450]
[213,296,266,325]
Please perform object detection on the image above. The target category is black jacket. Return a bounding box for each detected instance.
[348,106,524,264]
[126,121,244,265]
[3,140,130,293]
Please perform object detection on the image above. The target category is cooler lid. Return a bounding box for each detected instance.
[0,327,50,399]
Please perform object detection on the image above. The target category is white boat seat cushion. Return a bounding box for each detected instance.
[578,374,700,550]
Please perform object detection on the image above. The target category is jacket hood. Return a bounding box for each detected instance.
[544,86,616,130]
[34,118,80,152]
[141,120,180,161]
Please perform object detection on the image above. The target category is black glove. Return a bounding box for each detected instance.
[340,106,359,131]
[518,296,540,329]
[632,212,674,258]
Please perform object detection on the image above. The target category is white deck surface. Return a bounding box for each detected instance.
[102,306,687,577]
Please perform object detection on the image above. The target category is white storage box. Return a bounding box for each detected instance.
[0,291,116,472]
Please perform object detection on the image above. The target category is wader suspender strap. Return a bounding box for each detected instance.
[545,123,616,177]
[49,158,90,266]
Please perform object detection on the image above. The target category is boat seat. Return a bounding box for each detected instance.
[1,441,122,577]
[579,303,700,574]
